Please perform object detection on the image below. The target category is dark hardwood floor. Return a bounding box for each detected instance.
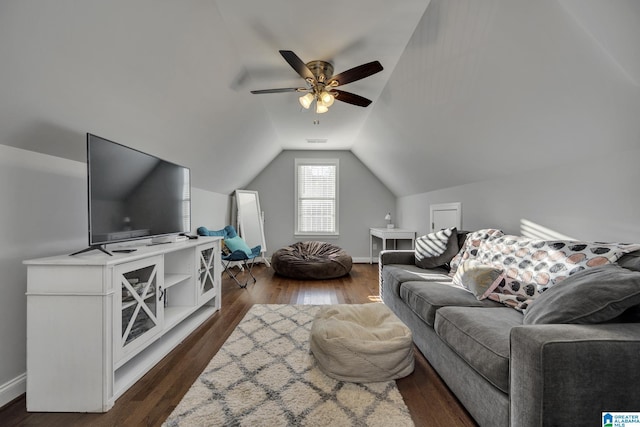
[0,263,477,427]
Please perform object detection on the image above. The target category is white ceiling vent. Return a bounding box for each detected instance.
[306,138,328,144]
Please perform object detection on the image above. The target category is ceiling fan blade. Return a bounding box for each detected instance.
[328,61,383,87]
[250,87,305,94]
[332,89,372,107]
[279,50,315,82]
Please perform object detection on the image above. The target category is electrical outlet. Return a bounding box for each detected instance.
[373,243,377,250]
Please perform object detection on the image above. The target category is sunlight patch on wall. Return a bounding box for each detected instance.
[520,219,575,241]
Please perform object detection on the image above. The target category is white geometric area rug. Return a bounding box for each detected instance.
[163,304,414,427]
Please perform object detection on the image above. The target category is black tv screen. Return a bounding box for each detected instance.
[87,133,191,246]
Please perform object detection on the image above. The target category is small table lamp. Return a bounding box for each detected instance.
[385,213,394,229]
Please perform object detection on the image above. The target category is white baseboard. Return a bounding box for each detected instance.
[352,257,376,264]
[263,256,375,264]
[262,256,377,264]
[0,372,26,408]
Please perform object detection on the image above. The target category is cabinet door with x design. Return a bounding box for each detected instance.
[196,241,220,306]
[114,256,164,365]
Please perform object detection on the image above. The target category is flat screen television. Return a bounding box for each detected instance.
[75,133,191,255]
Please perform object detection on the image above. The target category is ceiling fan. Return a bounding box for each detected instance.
[250,50,383,114]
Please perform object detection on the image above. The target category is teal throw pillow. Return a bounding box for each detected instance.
[224,236,252,256]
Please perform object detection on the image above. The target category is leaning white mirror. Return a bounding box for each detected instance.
[234,190,268,266]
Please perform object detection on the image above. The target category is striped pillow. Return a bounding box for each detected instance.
[415,227,459,269]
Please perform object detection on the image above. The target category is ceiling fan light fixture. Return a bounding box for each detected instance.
[299,93,314,109]
[319,91,334,107]
[252,51,383,112]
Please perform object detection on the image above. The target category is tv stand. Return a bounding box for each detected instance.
[147,240,172,246]
[69,245,112,256]
[24,237,222,412]
[150,235,185,245]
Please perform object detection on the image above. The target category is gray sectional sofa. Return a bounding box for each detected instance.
[380,230,640,427]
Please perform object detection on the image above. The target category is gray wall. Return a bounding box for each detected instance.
[398,148,640,243]
[354,0,640,198]
[0,146,87,407]
[244,150,396,261]
[0,144,228,407]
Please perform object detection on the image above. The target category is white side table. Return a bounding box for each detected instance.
[370,228,416,264]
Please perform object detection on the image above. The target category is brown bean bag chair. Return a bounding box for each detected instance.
[271,241,352,279]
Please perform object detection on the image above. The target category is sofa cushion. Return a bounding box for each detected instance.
[400,280,501,327]
[434,307,523,393]
[523,264,640,324]
[415,227,459,269]
[382,264,450,298]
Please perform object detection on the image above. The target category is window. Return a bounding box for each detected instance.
[295,159,338,235]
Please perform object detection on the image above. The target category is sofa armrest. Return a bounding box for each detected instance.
[379,250,415,267]
[510,323,640,427]
[378,250,415,299]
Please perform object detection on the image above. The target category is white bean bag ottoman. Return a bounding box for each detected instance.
[310,303,414,383]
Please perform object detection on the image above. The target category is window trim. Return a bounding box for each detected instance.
[294,158,339,237]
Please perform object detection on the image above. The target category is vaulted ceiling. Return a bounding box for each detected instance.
[1,0,638,197]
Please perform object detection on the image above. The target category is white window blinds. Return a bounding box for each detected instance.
[295,159,338,235]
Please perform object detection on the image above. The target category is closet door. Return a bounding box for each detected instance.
[430,202,462,232]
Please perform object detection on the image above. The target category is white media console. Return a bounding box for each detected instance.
[24,236,222,412]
